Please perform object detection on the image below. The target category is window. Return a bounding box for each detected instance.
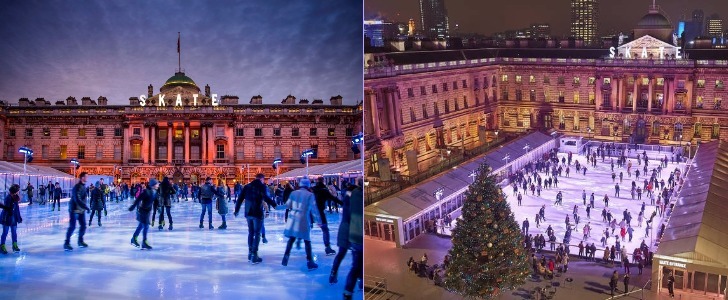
[255,145,263,160]
[474,78,479,89]
[573,92,580,104]
[657,78,664,86]
[714,98,722,110]
[502,89,509,101]
[589,92,595,104]
[291,145,300,158]
[236,147,244,160]
[60,128,68,137]
[444,100,450,113]
[453,81,458,90]
[454,98,459,110]
[6,146,13,160]
[677,80,685,89]
[462,79,467,88]
[131,144,141,159]
[543,76,550,84]
[694,123,702,136]
[96,128,104,137]
[79,128,86,137]
[43,128,50,137]
[712,124,720,139]
[407,88,414,98]
[114,145,121,160]
[588,77,595,85]
[652,121,660,136]
[463,96,468,108]
[530,90,536,101]
[442,82,448,92]
[515,90,523,101]
[409,107,416,122]
[25,128,33,137]
[273,128,281,136]
[255,128,263,137]
[717,80,724,89]
[216,127,224,136]
[311,145,319,158]
[328,128,336,137]
[329,144,337,159]
[114,128,122,137]
[627,77,634,85]
[345,128,354,137]
[557,76,565,84]
[292,128,300,137]
[697,79,705,88]
[422,104,428,118]
[78,145,85,159]
[501,75,508,82]
[696,96,704,108]
[96,146,103,160]
[603,78,611,84]
[235,128,245,137]
[133,128,141,135]
[310,128,317,136]
[529,75,536,83]
[191,129,200,139]
[42,145,48,159]
[158,129,167,139]
[674,123,684,141]
[158,146,167,159]
[573,77,580,85]
[420,86,426,96]
[431,84,438,94]
[216,144,225,159]
[433,102,439,115]
[274,145,281,159]
[515,75,522,83]
[642,78,649,85]
[60,145,67,160]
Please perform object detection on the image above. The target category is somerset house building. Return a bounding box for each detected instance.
[0,70,362,185]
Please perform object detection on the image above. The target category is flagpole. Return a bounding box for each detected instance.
[178,32,181,72]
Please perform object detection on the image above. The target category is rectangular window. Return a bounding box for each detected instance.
[292,145,300,158]
[174,145,183,160]
[588,77,596,85]
[274,145,281,159]
[474,78,479,89]
[191,145,200,160]
[442,82,448,92]
[25,128,33,137]
[6,146,13,160]
[236,147,244,160]
[43,128,50,137]
[515,75,522,83]
[311,145,319,158]
[60,145,67,160]
[627,77,634,85]
[433,102,439,115]
[292,128,300,137]
[716,79,724,89]
[422,103,428,118]
[96,146,103,160]
[158,129,167,139]
[574,92,580,104]
[462,79,467,88]
[174,129,182,139]
[255,128,263,137]
[158,146,167,159]
[216,144,225,159]
[501,75,508,82]
[114,145,121,160]
[78,145,85,159]
[60,128,68,137]
[530,90,536,101]
[114,128,122,137]
[463,96,468,108]
[329,144,337,159]
[216,127,224,136]
[543,76,550,84]
[191,129,200,139]
[310,128,317,136]
[407,88,414,98]
[420,86,426,95]
[529,75,535,83]
[235,128,245,137]
[255,145,263,160]
[657,78,664,86]
[604,78,611,84]
[79,128,86,137]
[431,84,438,94]
[409,107,416,122]
[453,81,458,90]
[573,77,580,85]
[133,128,141,135]
[42,145,48,159]
[444,99,450,113]
[273,128,281,136]
[345,128,354,136]
[557,76,565,84]
[96,128,104,137]
[131,144,141,159]
[454,98,459,110]
[328,128,336,137]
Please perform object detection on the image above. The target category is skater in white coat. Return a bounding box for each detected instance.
[281,178,322,270]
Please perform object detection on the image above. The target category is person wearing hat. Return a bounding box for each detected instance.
[281,177,321,270]
[65,172,91,251]
[88,182,105,227]
[128,178,160,250]
[235,173,277,264]
[0,184,23,254]
[199,177,223,230]
[313,177,343,256]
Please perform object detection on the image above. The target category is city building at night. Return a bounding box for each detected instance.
[0,70,362,185]
[570,0,599,45]
[418,0,449,39]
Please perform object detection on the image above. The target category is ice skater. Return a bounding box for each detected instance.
[312,177,343,256]
[199,177,223,229]
[281,178,321,271]
[157,177,175,230]
[216,181,228,229]
[88,183,105,227]
[234,173,278,264]
[0,184,23,254]
[64,172,90,251]
[128,178,159,250]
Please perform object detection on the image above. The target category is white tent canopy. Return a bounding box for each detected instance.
[0,161,75,199]
[276,159,362,180]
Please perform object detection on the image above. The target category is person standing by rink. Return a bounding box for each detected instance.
[64,172,90,251]
[216,181,229,229]
[235,173,277,264]
[158,177,175,231]
[128,178,159,250]
[0,184,23,254]
[88,183,105,227]
[199,177,222,229]
[281,178,321,270]
[21,182,34,205]
[51,182,62,211]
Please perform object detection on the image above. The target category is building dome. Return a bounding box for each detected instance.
[636,12,672,29]
[162,72,199,89]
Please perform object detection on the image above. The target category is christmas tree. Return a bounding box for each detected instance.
[443,163,530,299]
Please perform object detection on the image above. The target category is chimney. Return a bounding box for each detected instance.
[66,96,78,106]
[249,95,263,104]
[148,84,153,98]
[35,98,49,106]
[311,99,324,105]
[129,97,139,106]
[221,95,239,105]
[329,95,343,105]
[205,84,211,97]
[298,98,309,104]
[18,98,30,106]
[97,96,108,106]
[281,95,296,104]
[55,100,65,105]
[81,97,93,105]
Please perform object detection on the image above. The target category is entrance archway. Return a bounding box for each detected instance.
[635,118,647,144]
[173,171,184,184]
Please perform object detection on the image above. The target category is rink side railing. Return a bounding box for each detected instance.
[579,140,693,159]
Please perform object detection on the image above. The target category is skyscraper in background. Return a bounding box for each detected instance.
[570,0,598,45]
[706,14,724,37]
[419,0,449,39]
[408,18,416,36]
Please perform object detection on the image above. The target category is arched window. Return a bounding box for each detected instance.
[711,124,720,139]
[694,123,702,137]
[652,121,660,136]
[674,123,683,141]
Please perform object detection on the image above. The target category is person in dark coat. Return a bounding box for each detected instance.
[216,182,229,229]
[0,184,23,254]
[312,177,343,256]
[234,173,277,264]
[281,178,321,270]
[88,183,105,227]
[343,181,363,300]
[128,178,159,250]
[158,177,175,230]
[198,177,222,229]
[21,182,34,205]
[330,182,356,284]
[51,182,62,211]
[65,172,90,251]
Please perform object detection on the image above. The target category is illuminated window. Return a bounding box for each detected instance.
[588,77,595,85]
[529,75,536,83]
[79,128,86,137]
[573,77,580,85]
[697,80,706,88]
[131,144,140,159]
[515,75,522,83]
[696,96,704,108]
[60,128,68,137]
[191,129,200,139]
[627,77,634,85]
[712,124,720,139]
[78,145,85,159]
[328,128,336,137]
[603,78,611,84]
[60,145,67,160]
[175,129,183,139]
[589,92,595,104]
[43,128,50,137]
[501,75,508,82]
[657,78,664,86]
[573,92,580,104]
[158,129,167,139]
[716,80,724,89]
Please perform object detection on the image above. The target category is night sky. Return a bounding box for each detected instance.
[0,0,363,105]
[366,0,728,37]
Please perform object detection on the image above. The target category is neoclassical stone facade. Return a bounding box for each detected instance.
[0,72,362,184]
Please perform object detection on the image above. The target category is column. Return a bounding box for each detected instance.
[142,125,148,163]
[227,125,234,164]
[123,126,130,163]
[596,78,603,109]
[201,125,206,164]
[167,124,173,163]
[663,78,670,114]
[150,125,156,163]
[367,91,381,138]
[207,126,214,164]
[647,77,654,112]
[612,78,619,110]
[184,123,190,163]
[632,78,638,112]
[384,89,396,136]
[391,89,403,134]
[617,78,624,109]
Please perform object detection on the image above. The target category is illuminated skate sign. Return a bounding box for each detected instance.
[609,35,682,59]
[137,94,220,107]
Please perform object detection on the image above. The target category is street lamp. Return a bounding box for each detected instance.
[70,158,80,178]
[18,146,33,174]
[300,149,316,177]
[272,158,282,185]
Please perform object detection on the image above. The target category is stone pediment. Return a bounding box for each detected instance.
[613,35,682,59]
[618,35,675,51]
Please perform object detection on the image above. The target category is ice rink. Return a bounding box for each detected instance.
[446,149,686,257]
[0,196,357,300]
